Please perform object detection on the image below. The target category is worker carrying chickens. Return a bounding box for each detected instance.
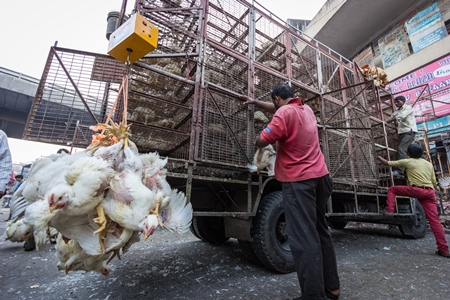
[239,83,341,300]
[385,96,417,178]
[377,143,450,258]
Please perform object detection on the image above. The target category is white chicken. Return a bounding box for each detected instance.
[92,140,126,171]
[247,144,276,176]
[7,151,101,249]
[88,122,165,253]
[4,117,194,276]
[46,155,114,216]
[159,188,192,234]
[51,210,103,255]
[140,152,171,202]
[100,169,160,252]
[5,219,32,243]
[21,152,90,203]
[21,199,59,249]
[8,152,90,223]
[439,176,450,189]
[141,188,192,240]
[55,234,110,276]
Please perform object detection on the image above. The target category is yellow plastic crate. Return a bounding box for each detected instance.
[107,13,158,64]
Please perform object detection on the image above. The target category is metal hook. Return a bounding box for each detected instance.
[125,48,133,73]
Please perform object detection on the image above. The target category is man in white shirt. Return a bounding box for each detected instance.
[385,96,418,177]
[0,130,12,200]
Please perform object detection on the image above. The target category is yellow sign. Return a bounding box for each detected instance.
[107,13,158,64]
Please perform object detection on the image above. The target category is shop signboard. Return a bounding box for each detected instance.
[417,115,450,136]
[378,26,411,68]
[405,3,448,53]
[386,54,450,123]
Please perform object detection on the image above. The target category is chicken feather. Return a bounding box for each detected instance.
[51,211,121,256]
[140,152,171,204]
[247,145,276,176]
[5,219,32,242]
[47,156,115,216]
[55,234,110,276]
[159,189,193,234]
[103,170,156,229]
[21,199,59,249]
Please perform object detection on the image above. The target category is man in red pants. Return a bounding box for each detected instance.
[377,143,449,258]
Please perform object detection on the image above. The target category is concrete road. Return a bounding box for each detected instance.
[1,207,449,300]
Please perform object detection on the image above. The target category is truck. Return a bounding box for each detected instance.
[24,0,427,273]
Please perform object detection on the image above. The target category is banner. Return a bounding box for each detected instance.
[386,54,450,123]
[405,3,448,53]
[378,26,411,68]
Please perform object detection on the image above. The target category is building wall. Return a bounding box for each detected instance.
[386,35,450,80]
[356,0,450,79]
[304,0,346,39]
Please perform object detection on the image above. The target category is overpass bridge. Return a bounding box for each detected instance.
[0,63,103,146]
[0,67,37,139]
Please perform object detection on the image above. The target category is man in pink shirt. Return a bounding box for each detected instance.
[242,83,340,300]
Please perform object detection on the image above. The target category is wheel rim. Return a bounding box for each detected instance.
[274,211,290,251]
[415,205,425,228]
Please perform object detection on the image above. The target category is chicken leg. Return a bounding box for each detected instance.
[93,204,108,252]
[105,228,133,253]
[106,249,121,265]
[93,204,107,234]
[149,194,170,227]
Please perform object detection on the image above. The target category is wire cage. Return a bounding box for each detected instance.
[25,0,392,184]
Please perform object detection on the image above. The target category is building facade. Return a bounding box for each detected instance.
[304,0,450,175]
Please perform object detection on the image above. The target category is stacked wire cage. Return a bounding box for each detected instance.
[26,0,390,184]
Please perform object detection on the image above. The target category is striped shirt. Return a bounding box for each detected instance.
[0,130,12,193]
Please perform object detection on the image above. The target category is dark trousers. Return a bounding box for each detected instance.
[282,175,340,300]
[397,131,415,174]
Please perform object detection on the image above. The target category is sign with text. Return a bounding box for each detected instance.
[386,54,450,123]
[417,115,450,136]
[405,3,448,53]
[378,26,411,68]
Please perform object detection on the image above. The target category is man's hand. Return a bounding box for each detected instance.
[237,95,276,113]
[255,136,269,148]
[377,156,389,166]
[237,95,256,106]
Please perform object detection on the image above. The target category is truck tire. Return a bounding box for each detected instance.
[237,239,261,265]
[189,223,201,239]
[192,216,229,245]
[326,218,348,229]
[326,200,347,229]
[398,200,427,239]
[251,191,295,274]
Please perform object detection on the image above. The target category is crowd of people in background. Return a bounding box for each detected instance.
[1,174,23,208]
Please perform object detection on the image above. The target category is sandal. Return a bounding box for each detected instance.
[325,288,340,299]
[436,250,450,258]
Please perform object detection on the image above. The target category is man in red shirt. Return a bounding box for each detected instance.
[242,83,340,300]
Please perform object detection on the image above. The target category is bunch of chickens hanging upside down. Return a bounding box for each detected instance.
[5,119,193,276]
